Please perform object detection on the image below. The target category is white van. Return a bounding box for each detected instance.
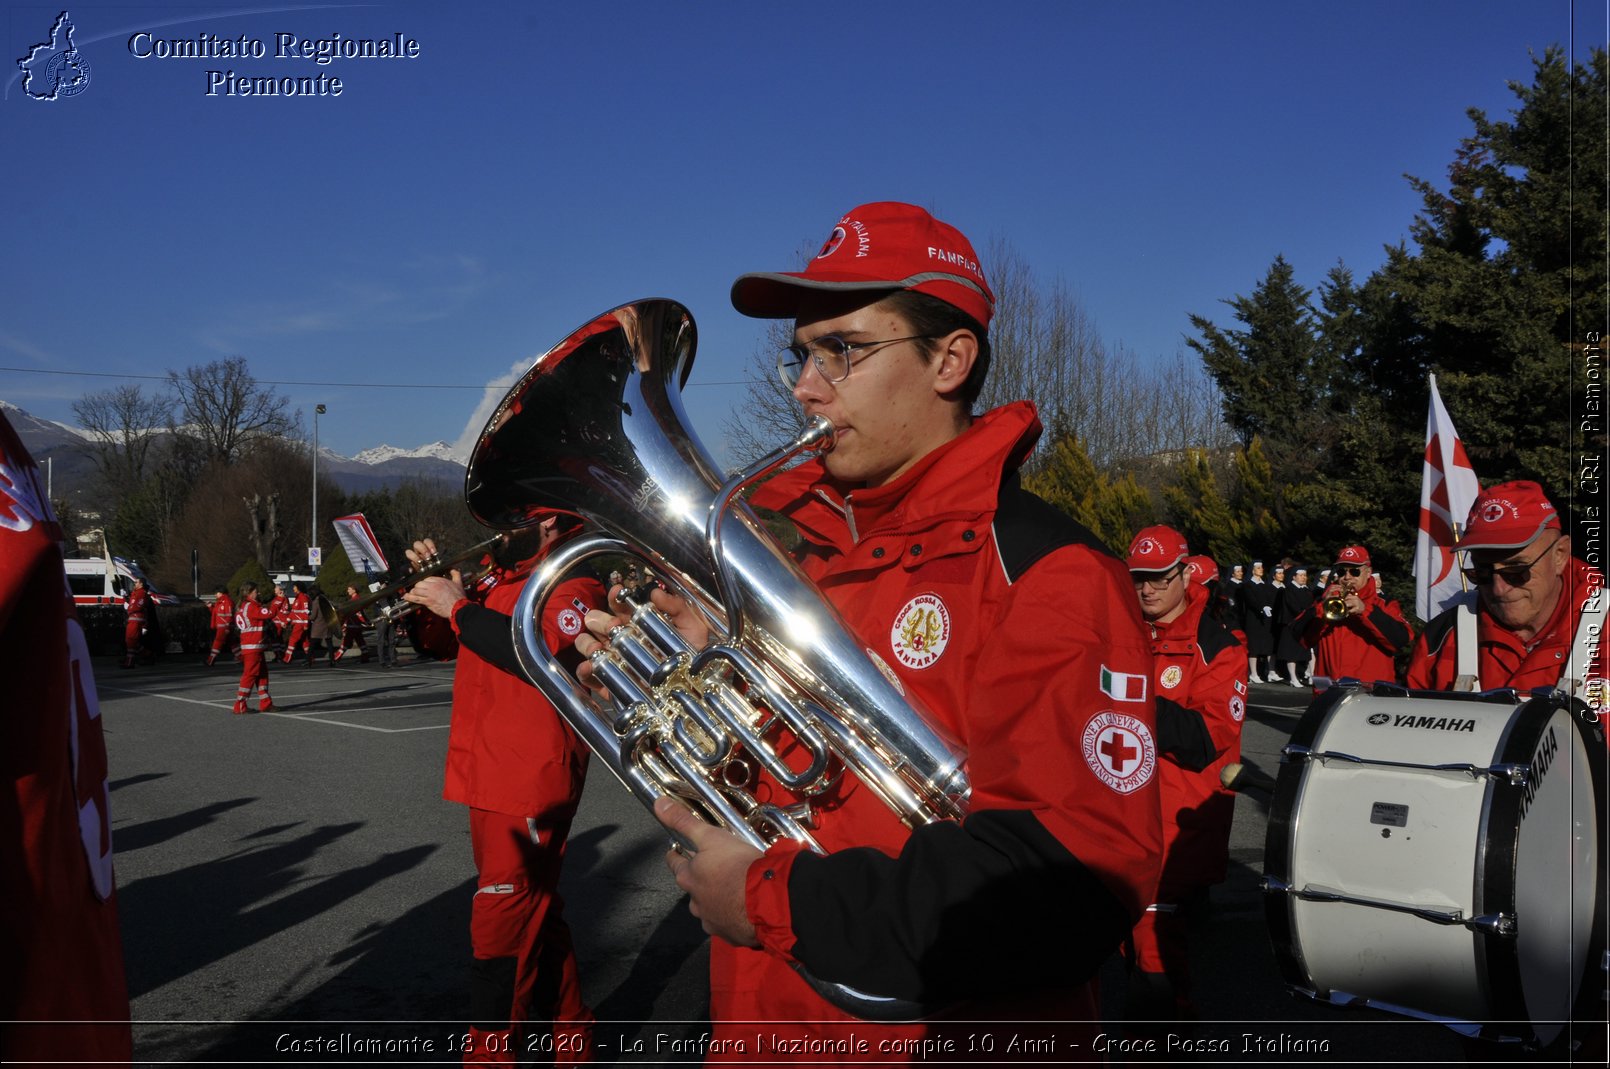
[63,557,179,608]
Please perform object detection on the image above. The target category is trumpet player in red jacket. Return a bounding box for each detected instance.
[406,519,605,1064]
[1292,544,1411,687]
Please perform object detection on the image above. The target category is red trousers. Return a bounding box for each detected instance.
[464,808,592,1066]
[209,624,232,658]
[123,620,143,666]
[282,624,309,662]
[235,651,271,711]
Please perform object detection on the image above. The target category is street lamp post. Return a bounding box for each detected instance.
[312,403,326,576]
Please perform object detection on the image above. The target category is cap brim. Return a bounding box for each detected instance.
[731,272,901,319]
[1458,518,1558,552]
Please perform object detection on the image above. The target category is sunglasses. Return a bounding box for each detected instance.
[1132,567,1183,590]
[1335,565,1366,578]
[1461,535,1561,587]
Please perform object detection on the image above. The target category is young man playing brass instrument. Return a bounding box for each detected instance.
[578,202,1164,1058]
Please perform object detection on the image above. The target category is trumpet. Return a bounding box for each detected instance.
[1321,590,1350,621]
[338,535,504,623]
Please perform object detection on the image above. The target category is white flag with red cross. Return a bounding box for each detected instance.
[1413,373,1482,623]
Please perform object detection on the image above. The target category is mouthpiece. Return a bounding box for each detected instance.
[798,415,837,455]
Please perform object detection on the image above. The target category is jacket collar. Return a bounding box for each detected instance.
[751,401,1043,549]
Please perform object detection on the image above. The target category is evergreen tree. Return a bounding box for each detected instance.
[1021,432,1149,554]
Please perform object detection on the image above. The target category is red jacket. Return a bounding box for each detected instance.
[267,594,289,627]
[209,593,234,630]
[235,599,273,651]
[1407,558,1604,699]
[442,568,606,816]
[1147,585,1247,891]
[0,413,131,1062]
[124,585,148,624]
[728,402,1162,1036]
[288,592,311,627]
[1294,577,1410,685]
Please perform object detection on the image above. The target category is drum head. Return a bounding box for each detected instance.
[1487,695,1604,1046]
[1264,686,1606,1045]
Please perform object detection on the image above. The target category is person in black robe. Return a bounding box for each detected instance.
[1276,566,1317,686]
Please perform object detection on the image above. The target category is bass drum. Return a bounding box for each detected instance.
[1262,684,1606,1046]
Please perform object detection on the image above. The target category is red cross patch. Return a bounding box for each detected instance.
[1081,711,1157,795]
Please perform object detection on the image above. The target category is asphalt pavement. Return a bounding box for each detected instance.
[95,650,1506,1065]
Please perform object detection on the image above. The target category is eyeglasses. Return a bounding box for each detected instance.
[1336,565,1366,578]
[777,333,937,389]
[1462,535,1561,587]
[1132,567,1183,590]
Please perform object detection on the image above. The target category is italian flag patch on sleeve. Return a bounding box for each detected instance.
[1100,665,1148,702]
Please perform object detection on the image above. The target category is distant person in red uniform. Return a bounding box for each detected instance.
[266,582,289,656]
[282,581,313,665]
[1123,526,1247,1021]
[407,518,604,1065]
[1292,544,1411,687]
[335,585,371,664]
[0,410,132,1064]
[121,575,149,668]
[233,582,274,714]
[206,584,235,666]
[1407,481,1605,707]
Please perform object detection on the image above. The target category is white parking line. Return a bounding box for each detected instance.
[96,684,452,733]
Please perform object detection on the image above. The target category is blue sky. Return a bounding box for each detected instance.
[1,1,1598,467]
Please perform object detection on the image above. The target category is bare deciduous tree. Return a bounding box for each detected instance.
[72,384,171,501]
[166,356,294,465]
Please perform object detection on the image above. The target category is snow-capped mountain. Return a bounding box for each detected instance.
[2,401,466,501]
[352,441,462,466]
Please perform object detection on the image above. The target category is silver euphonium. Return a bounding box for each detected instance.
[464,299,970,1019]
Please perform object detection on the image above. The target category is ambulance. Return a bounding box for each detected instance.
[63,556,180,608]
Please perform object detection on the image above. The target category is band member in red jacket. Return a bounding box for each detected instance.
[205,585,235,666]
[233,582,275,714]
[1407,481,1605,710]
[579,203,1163,1057]
[406,519,603,1064]
[282,582,313,665]
[1123,526,1246,1021]
[121,576,149,668]
[0,411,132,1064]
[1292,544,1411,687]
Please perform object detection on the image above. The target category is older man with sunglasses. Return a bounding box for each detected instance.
[1292,544,1411,688]
[1407,481,1604,703]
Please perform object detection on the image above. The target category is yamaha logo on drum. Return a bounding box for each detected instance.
[1367,712,1478,732]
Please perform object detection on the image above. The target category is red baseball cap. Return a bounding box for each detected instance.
[1334,545,1371,567]
[1127,525,1190,573]
[1459,480,1560,551]
[1184,554,1219,586]
[731,202,995,328]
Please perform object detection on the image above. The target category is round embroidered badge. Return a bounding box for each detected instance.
[557,608,584,636]
[866,647,907,696]
[890,594,951,670]
[1230,695,1245,722]
[1081,711,1157,795]
[1160,665,1183,690]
